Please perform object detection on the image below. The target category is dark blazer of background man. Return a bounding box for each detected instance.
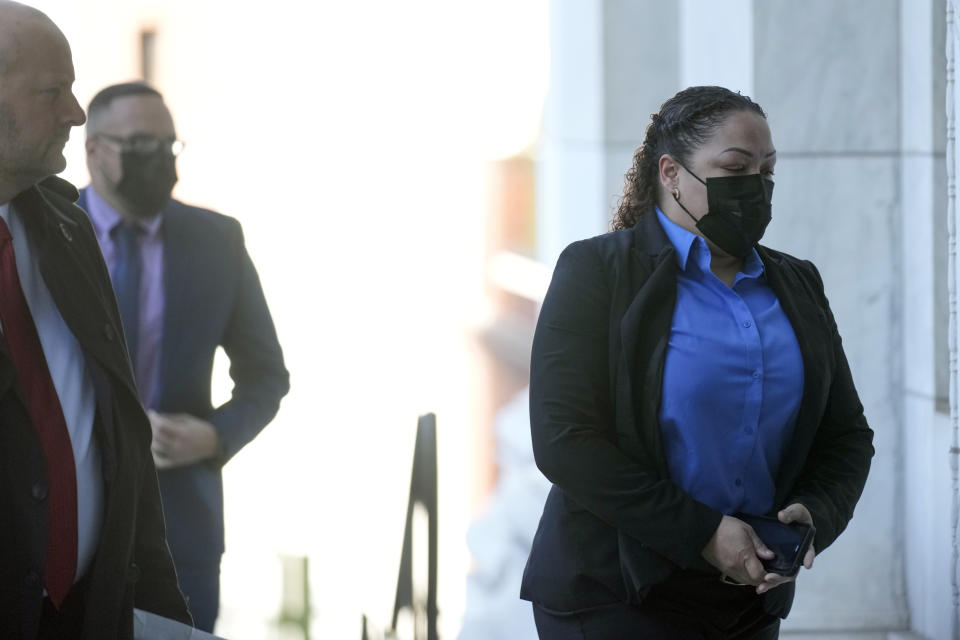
[80,82,290,632]
[0,3,190,638]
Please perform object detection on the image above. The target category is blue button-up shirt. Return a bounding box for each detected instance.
[655,208,804,515]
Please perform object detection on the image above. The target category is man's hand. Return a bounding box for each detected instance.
[701,514,776,586]
[755,503,817,595]
[148,410,221,470]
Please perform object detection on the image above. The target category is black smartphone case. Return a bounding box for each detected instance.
[734,513,816,577]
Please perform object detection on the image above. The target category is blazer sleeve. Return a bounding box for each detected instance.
[784,261,875,553]
[530,240,722,569]
[208,223,290,464]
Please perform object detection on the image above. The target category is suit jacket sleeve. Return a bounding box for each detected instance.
[530,240,722,569]
[785,261,875,553]
[208,222,289,464]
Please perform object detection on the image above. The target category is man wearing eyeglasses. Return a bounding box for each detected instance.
[80,82,290,632]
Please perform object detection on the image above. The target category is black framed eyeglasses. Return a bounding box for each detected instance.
[95,133,186,156]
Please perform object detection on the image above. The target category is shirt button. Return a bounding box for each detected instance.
[31,482,46,501]
[734,478,743,487]
[743,321,752,328]
[24,571,40,587]
[752,370,761,379]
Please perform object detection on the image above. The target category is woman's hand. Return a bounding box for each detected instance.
[701,515,775,585]
[755,503,817,595]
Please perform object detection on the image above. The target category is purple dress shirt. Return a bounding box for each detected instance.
[86,187,164,407]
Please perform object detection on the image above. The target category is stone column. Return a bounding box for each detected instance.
[536,0,677,266]
[901,2,954,639]
[947,1,960,637]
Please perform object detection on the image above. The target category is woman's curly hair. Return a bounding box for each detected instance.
[612,86,766,231]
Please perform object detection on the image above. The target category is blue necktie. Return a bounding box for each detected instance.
[111,221,141,373]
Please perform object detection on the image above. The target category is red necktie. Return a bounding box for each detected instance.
[0,216,77,608]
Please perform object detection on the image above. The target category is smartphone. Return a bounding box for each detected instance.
[734,513,815,577]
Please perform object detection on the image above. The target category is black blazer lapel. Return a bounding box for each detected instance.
[14,186,136,399]
[615,214,678,477]
[759,248,834,506]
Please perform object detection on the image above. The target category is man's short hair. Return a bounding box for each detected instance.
[86,82,163,135]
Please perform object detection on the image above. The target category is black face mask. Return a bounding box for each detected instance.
[115,150,178,218]
[673,165,774,259]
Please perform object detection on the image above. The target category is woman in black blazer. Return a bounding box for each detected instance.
[521,86,874,639]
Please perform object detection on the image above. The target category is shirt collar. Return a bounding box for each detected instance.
[739,245,765,280]
[654,206,764,280]
[655,206,699,271]
[85,186,164,239]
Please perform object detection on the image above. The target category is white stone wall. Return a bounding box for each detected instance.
[946,2,960,639]
[535,0,677,265]
[754,0,906,632]
[523,0,958,637]
[904,1,954,638]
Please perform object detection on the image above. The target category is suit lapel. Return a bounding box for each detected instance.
[759,248,833,503]
[86,358,119,483]
[15,186,137,399]
[615,214,678,476]
[158,203,191,408]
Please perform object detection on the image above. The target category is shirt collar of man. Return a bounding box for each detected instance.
[86,186,164,240]
[654,206,764,281]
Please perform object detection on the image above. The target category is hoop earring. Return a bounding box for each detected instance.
[672,187,680,201]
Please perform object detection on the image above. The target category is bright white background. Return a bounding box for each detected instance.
[27,1,549,637]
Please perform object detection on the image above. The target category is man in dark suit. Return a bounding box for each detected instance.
[79,82,290,632]
[0,3,191,638]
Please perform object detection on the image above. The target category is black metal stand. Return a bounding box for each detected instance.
[391,413,439,640]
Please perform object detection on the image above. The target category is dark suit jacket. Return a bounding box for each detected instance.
[520,212,875,617]
[78,189,290,568]
[0,178,190,639]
